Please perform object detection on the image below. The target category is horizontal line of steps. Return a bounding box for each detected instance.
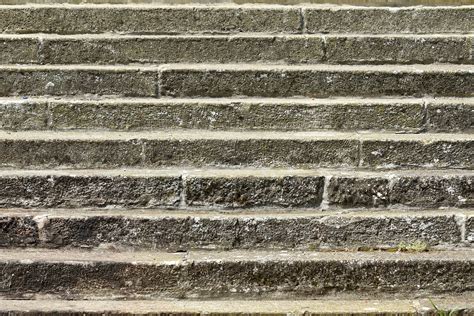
[1,296,473,315]
[0,248,472,299]
[0,5,472,34]
[2,209,472,250]
[1,64,472,97]
[2,34,473,65]
[1,97,472,132]
[0,130,472,169]
[0,168,471,209]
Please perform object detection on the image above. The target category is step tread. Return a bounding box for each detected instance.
[1,63,472,72]
[3,207,473,218]
[1,248,472,263]
[1,129,472,141]
[1,297,473,315]
[0,167,471,177]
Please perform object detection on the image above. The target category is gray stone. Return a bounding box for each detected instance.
[390,175,473,208]
[160,65,474,98]
[0,139,143,168]
[360,139,474,169]
[325,35,471,64]
[304,7,474,34]
[47,99,425,131]
[0,37,39,64]
[185,176,325,208]
[0,249,471,299]
[426,100,474,132]
[41,36,324,64]
[144,138,359,168]
[0,6,301,34]
[0,174,182,208]
[0,99,49,130]
[1,212,462,250]
[327,177,390,207]
[0,67,157,97]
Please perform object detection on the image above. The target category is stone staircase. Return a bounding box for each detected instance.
[0,1,473,315]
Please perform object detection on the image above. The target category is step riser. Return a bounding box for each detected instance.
[0,6,472,34]
[0,138,471,169]
[1,99,471,133]
[1,256,471,299]
[1,213,468,250]
[160,67,473,98]
[0,173,470,208]
[1,67,472,97]
[2,36,472,65]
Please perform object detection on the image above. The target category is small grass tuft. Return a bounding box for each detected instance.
[429,298,461,316]
[397,240,429,252]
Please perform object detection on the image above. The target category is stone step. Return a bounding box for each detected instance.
[0,130,472,169]
[2,34,472,65]
[1,296,473,315]
[0,168,471,209]
[0,64,472,98]
[1,97,472,132]
[1,209,472,250]
[0,248,472,299]
[0,5,472,35]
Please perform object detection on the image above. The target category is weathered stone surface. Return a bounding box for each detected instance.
[0,6,301,34]
[467,215,474,243]
[0,37,39,64]
[144,138,359,168]
[390,175,473,208]
[47,98,425,131]
[304,7,474,34]
[426,99,474,132]
[0,173,182,208]
[160,65,474,98]
[360,139,474,169]
[328,173,473,208]
[0,211,463,250]
[0,249,471,299]
[186,176,324,208]
[41,35,324,64]
[0,216,38,247]
[325,35,472,64]
[0,99,49,130]
[0,66,157,97]
[327,177,390,207]
[0,139,143,168]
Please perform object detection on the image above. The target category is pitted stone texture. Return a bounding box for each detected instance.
[0,216,38,247]
[328,174,473,208]
[144,138,359,168]
[0,175,182,208]
[41,36,324,64]
[0,67,157,97]
[467,216,474,243]
[0,211,464,250]
[0,37,39,64]
[0,100,49,130]
[45,98,426,132]
[0,249,472,299]
[304,7,474,34]
[186,176,325,208]
[427,99,474,132]
[325,35,472,64]
[0,6,301,34]
[390,176,473,208]
[360,139,474,169]
[160,65,474,98]
[327,177,390,208]
[0,139,143,168]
